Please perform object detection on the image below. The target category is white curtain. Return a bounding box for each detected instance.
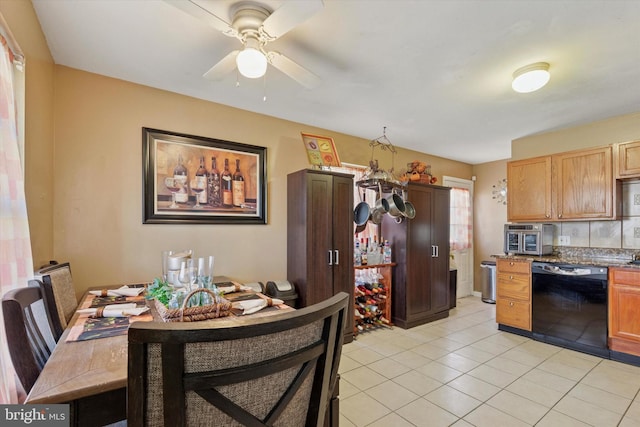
[0,21,32,403]
[450,187,471,251]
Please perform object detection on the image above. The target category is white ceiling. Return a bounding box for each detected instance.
[31,0,640,165]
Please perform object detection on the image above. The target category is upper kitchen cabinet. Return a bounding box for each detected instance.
[507,146,620,222]
[507,156,552,221]
[614,140,640,179]
[554,146,617,220]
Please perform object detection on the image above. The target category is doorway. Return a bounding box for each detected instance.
[443,176,474,299]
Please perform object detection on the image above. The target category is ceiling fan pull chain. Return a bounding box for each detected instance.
[263,73,267,102]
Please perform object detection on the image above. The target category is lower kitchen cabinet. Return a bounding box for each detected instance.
[609,267,640,357]
[496,259,531,331]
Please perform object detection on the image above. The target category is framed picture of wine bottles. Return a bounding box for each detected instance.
[142,128,267,224]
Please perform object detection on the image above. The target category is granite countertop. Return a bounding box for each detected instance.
[492,254,640,269]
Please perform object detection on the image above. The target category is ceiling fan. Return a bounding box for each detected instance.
[166,0,323,89]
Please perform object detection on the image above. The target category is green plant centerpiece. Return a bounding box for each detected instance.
[145,277,173,306]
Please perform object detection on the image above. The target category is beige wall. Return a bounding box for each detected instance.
[472,159,508,292]
[51,67,472,295]
[1,0,55,268]
[511,112,640,160]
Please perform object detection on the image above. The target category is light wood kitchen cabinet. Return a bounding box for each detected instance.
[382,183,451,329]
[507,156,552,221]
[614,140,640,179]
[287,169,354,343]
[554,146,615,220]
[496,258,531,331]
[507,146,619,222]
[608,267,640,357]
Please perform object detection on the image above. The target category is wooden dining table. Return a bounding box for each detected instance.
[25,279,293,426]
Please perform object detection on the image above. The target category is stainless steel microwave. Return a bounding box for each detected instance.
[504,223,554,256]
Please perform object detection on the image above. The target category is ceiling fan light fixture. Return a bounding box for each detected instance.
[236,37,267,79]
[512,62,550,93]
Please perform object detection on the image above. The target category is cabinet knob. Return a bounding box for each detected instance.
[509,301,514,307]
[509,275,514,280]
[558,213,563,218]
[545,214,551,218]
[509,262,514,266]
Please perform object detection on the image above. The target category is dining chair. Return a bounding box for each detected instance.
[30,262,78,340]
[128,292,349,427]
[2,286,57,395]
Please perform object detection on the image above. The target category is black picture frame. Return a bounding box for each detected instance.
[142,128,267,224]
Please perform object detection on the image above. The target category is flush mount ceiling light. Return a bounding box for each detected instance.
[236,35,268,79]
[512,62,550,93]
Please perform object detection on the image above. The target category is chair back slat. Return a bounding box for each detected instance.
[30,262,78,341]
[128,292,349,427]
[2,286,57,394]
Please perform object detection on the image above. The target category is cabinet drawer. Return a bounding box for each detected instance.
[497,273,530,300]
[497,259,531,274]
[497,298,531,331]
[609,268,640,286]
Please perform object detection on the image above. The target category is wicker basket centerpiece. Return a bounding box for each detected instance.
[154,288,232,322]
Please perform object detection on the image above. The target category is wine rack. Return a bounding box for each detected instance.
[354,263,394,336]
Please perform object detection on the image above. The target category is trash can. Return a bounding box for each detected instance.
[480,260,496,304]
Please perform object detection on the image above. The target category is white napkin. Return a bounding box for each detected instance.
[232,298,284,315]
[89,285,145,297]
[77,303,149,317]
[216,283,252,294]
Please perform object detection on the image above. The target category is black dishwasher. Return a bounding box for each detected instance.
[531,262,609,358]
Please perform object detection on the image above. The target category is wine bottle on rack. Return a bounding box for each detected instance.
[221,159,233,207]
[232,158,245,207]
[195,156,208,205]
[208,157,221,207]
[173,153,188,203]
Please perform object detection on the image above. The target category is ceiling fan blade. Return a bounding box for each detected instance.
[261,0,324,39]
[164,0,236,37]
[268,51,321,89]
[203,50,239,80]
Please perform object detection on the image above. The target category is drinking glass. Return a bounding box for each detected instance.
[178,260,196,290]
[197,256,216,304]
[161,250,173,282]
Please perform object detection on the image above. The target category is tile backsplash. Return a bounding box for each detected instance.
[555,181,640,250]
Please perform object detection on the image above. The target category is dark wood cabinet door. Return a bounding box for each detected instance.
[331,174,354,297]
[406,185,433,317]
[430,187,451,314]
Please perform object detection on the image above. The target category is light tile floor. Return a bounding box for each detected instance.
[339,296,640,427]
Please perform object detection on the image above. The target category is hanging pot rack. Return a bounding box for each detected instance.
[356,127,404,193]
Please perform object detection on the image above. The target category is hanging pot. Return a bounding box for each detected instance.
[374,196,390,213]
[355,223,366,234]
[402,201,416,219]
[386,193,406,218]
[370,207,385,224]
[353,190,370,226]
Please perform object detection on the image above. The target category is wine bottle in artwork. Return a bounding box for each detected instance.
[194,155,208,204]
[232,159,245,207]
[221,158,233,207]
[207,156,221,207]
[173,152,188,203]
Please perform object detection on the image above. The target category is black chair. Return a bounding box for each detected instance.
[128,292,349,427]
[2,286,57,394]
[30,262,78,340]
